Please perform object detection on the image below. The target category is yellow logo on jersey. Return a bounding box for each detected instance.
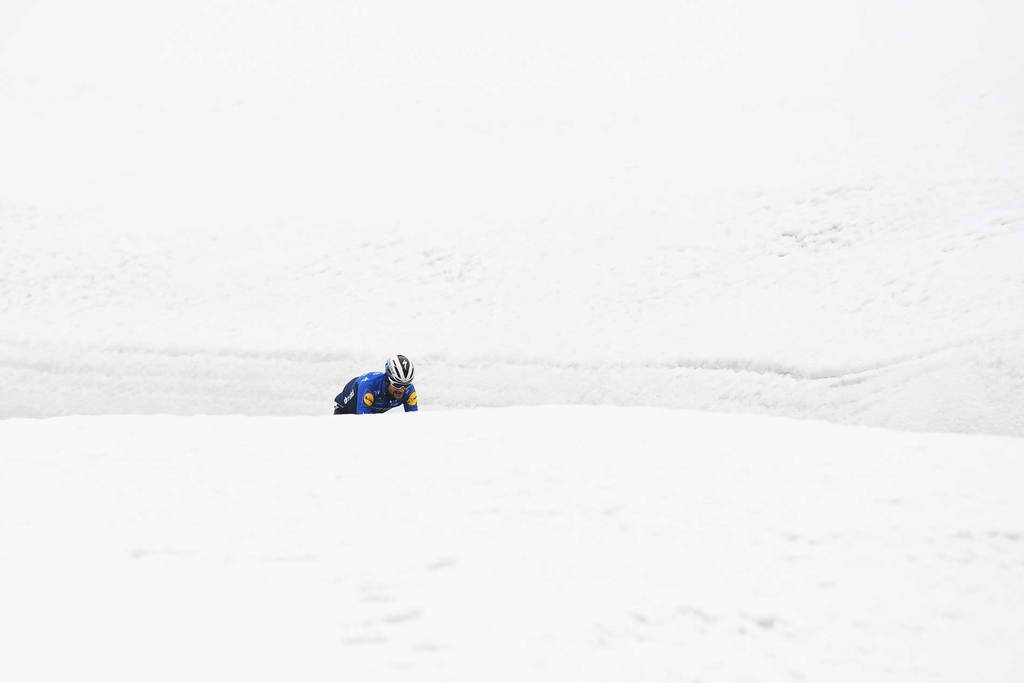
[363,392,375,407]
[407,391,417,407]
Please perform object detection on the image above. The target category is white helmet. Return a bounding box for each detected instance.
[385,354,415,386]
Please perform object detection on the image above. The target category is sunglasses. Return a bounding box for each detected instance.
[390,382,410,391]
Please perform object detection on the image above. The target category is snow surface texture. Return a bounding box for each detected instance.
[1,0,1023,434]
[3,4,1024,679]
[2,409,1023,682]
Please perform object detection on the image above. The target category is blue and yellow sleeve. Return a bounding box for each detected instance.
[355,378,376,414]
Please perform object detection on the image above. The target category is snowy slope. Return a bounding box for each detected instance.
[1,0,1023,433]
[3,5,1023,680]
[2,408,1023,682]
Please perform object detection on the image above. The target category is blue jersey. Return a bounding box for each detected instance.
[335,372,418,414]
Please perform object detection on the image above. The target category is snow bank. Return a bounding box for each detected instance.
[1,408,1022,682]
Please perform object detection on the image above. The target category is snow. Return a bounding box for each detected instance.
[1,0,1022,433]
[2,0,1024,679]
[2,409,1023,682]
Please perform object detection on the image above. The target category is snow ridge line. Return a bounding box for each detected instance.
[430,330,1024,382]
[1,328,1022,383]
